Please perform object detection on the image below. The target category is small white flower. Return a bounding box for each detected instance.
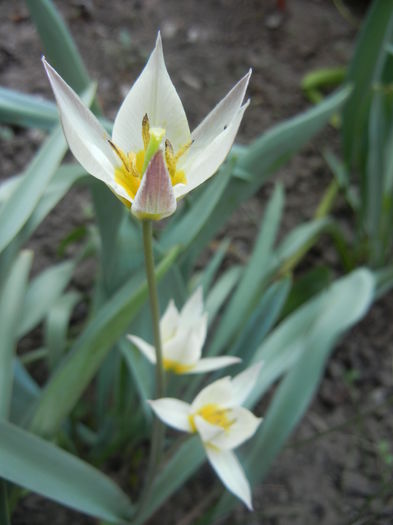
[128,287,240,374]
[149,363,263,509]
[42,33,250,220]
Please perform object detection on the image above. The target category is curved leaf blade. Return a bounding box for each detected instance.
[0,420,133,522]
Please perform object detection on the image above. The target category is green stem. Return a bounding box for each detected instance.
[137,220,166,516]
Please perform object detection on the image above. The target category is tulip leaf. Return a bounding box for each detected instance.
[0,163,86,288]
[10,359,40,425]
[192,238,231,294]
[0,126,67,254]
[0,251,33,419]
[0,419,133,522]
[228,277,292,366]
[121,339,153,416]
[133,436,205,525]
[44,291,81,369]
[25,0,90,95]
[0,86,57,130]
[247,268,375,406]
[29,245,180,437]
[206,266,243,326]
[160,163,231,253]
[208,183,284,358]
[342,0,393,168]
[18,260,75,339]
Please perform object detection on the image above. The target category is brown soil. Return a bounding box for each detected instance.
[2,0,392,524]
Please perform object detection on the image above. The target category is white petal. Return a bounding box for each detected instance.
[191,377,233,411]
[160,299,180,343]
[131,150,177,220]
[42,58,120,191]
[180,286,204,327]
[209,407,262,450]
[148,398,192,433]
[231,362,263,406]
[175,102,249,199]
[205,447,253,510]
[164,327,200,365]
[127,335,156,364]
[194,415,224,443]
[113,33,190,153]
[187,70,251,165]
[186,356,241,374]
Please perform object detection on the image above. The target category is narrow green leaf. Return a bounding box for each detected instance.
[192,238,230,294]
[0,163,85,288]
[25,0,90,94]
[29,245,180,437]
[120,339,153,416]
[0,126,67,253]
[0,420,133,522]
[228,277,292,365]
[0,251,33,419]
[44,291,81,369]
[11,359,40,425]
[342,0,393,167]
[0,87,57,130]
[205,266,243,327]
[18,260,75,338]
[132,437,205,525]
[280,266,332,318]
[208,184,284,358]
[274,217,331,272]
[248,269,375,407]
[160,164,230,252]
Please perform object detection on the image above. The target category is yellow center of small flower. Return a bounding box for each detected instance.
[108,114,190,205]
[163,359,194,374]
[189,403,234,433]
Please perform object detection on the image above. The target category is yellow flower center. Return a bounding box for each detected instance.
[163,359,194,374]
[108,114,190,205]
[189,403,234,433]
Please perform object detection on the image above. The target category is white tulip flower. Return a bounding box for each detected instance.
[128,287,240,374]
[149,363,263,509]
[42,33,250,220]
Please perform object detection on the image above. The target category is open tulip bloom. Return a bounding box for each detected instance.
[127,287,240,374]
[42,33,251,220]
[149,363,263,509]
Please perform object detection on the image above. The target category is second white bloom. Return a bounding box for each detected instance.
[128,287,240,374]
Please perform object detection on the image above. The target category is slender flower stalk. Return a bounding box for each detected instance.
[138,220,165,510]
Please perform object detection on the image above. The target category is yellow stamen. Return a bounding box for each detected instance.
[142,114,150,150]
[165,139,176,178]
[108,139,130,171]
[174,140,192,163]
[165,138,189,185]
[189,403,234,433]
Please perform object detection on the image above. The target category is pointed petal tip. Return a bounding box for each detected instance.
[154,31,163,55]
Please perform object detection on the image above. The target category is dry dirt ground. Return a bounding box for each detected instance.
[1,0,393,524]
